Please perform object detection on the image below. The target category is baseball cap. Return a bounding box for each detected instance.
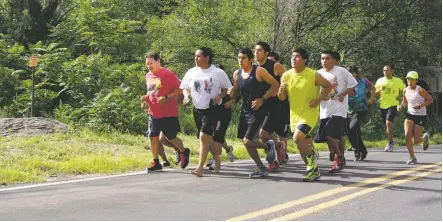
[406,71,419,79]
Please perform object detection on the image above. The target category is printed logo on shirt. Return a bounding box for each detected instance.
[204,78,214,94]
[326,76,338,100]
[383,85,392,95]
[147,77,161,96]
[194,80,202,92]
[193,78,214,94]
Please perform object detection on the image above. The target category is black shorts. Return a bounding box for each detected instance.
[296,124,312,135]
[238,109,266,141]
[380,106,398,122]
[213,105,232,144]
[193,107,220,142]
[406,113,427,126]
[261,98,290,137]
[314,116,347,143]
[147,116,181,139]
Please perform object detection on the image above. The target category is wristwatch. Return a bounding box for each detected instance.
[165,95,169,101]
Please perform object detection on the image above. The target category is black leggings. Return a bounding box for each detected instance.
[347,111,367,155]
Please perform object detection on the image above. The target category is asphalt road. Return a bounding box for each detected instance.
[0,145,441,221]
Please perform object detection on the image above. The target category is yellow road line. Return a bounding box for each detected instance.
[272,167,442,221]
[226,162,442,221]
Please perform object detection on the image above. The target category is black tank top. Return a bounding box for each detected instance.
[260,59,280,83]
[259,58,281,108]
[237,65,269,111]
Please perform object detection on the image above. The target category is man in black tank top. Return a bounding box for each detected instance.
[229,48,280,178]
[254,42,289,172]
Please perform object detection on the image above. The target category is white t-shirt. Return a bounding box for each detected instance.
[180,65,232,109]
[318,66,358,119]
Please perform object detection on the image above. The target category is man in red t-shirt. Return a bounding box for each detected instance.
[141,52,190,172]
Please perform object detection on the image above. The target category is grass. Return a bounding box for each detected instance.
[0,128,441,185]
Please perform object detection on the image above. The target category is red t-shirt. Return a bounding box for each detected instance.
[144,67,180,118]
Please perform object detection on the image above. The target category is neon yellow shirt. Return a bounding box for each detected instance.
[375,76,406,109]
[281,67,319,133]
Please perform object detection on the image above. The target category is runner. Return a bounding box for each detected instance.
[254,41,288,171]
[330,51,357,153]
[205,64,236,170]
[230,48,279,178]
[145,57,184,167]
[278,47,332,181]
[375,65,406,152]
[141,51,190,172]
[397,71,433,164]
[346,65,375,161]
[331,51,341,65]
[268,52,281,63]
[180,47,232,177]
[315,50,357,173]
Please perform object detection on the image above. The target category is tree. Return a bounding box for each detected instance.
[5,0,75,46]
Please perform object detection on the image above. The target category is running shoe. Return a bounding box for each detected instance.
[249,167,269,178]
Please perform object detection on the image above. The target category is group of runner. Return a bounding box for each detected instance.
[140,42,433,181]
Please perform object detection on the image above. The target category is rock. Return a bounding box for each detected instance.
[0,118,69,137]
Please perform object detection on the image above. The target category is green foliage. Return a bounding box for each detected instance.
[0,66,19,107]
[0,0,440,138]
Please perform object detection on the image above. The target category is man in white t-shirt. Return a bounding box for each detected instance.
[180,47,232,177]
[315,50,357,173]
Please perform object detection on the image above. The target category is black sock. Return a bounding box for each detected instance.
[154,159,160,164]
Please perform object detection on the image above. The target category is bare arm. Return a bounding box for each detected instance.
[157,88,183,105]
[256,67,279,100]
[348,88,356,97]
[274,63,286,76]
[416,87,433,108]
[182,88,191,105]
[168,88,183,99]
[141,95,149,111]
[218,88,228,98]
[367,84,376,105]
[229,70,240,101]
[278,73,288,101]
[225,71,240,109]
[182,88,191,97]
[337,87,356,102]
[309,72,332,108]
[213,88,228,105]
[253,67,279,110]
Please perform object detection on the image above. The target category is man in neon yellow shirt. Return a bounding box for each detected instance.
[375,65,406,152]
[278,48,332,182]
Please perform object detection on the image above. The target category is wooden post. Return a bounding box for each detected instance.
[29,55,38,117]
